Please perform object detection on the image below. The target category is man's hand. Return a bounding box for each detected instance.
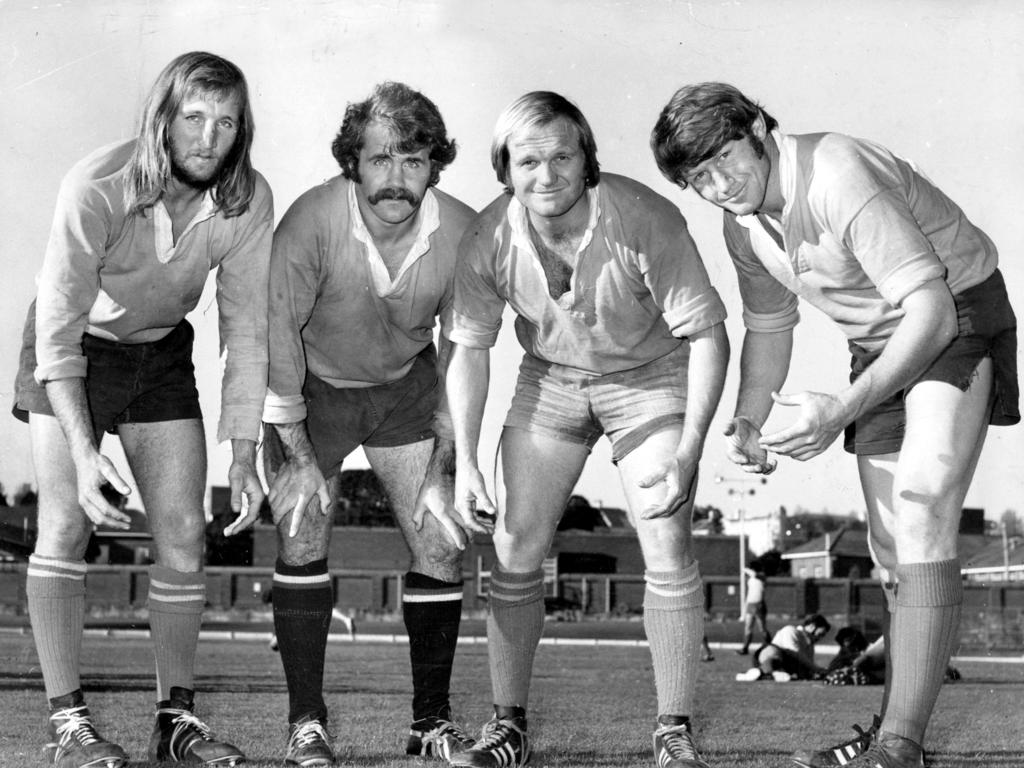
[758,391,847,461]
[224,446,265,536]
[268,456,332,538]
[637,453,698,520]
[74,451,132,529]
[453,465,496,535]
[412,472,469,550]
[724,416,777,474]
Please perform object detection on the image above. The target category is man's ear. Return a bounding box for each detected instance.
[750,111,768,141]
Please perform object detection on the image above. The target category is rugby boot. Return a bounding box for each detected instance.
[839,731,925,768]
[148,686,245,765]
[406,714,474,760]
[45,705,128,768]
[285,714,335,767]
[652,717,710,768]
[449,707,529,768]
[792,715,881,767]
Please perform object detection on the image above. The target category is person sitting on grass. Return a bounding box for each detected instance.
[737,613,830,682]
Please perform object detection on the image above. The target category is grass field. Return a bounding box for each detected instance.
[1,632,1022,767]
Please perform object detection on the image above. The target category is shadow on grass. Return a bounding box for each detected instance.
[0,670,403,695]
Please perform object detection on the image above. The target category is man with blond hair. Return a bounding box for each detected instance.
[446,90,729,768]
[13,51,272,767]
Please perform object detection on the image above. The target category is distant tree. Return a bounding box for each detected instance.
[693,504,724,534]
[334,469,393,526]
[14,484,37,507]
[749,550,787,577]
[559,494,600,531]
[0,482,7,506]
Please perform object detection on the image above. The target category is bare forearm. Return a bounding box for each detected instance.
[837,279,956,424]
[272,421,317,462]
[679,323,730,457]
[44,378,97,461]
[447,344,489,470]
[735,329,792,427]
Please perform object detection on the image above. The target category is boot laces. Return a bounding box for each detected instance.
[289,720,329,749]
[659,724,699,760]
[54,707,102,748]
[475,719,521,751]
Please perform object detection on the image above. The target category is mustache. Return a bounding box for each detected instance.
[367,186,419,205]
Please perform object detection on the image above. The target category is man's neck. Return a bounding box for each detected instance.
[756,135,785,220]
[163,176,209,216]
[526,190,590,248]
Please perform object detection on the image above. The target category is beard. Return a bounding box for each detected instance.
[367,186,420,206]
[169,137,226,191]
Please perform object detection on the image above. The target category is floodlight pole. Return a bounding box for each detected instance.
[715,474,767,611]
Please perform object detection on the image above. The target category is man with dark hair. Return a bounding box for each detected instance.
[12,51,272,768]
[736,614,831,682]
[446,91,729,768]
[262,81,475,766]
[652,81,1018,768]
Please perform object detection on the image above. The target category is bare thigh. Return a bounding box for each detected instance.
[616,424,695,572]
[118,419,207,572]
[365,439,463,582]
[493,427,589,572]
[859,358,993,566]
[30,413,100,558]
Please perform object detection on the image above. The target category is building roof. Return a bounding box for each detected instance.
[962,536,1024,570]
[781,528,871,560]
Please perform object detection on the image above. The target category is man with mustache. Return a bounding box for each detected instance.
[12,52,272,767]
[262,81,476,766]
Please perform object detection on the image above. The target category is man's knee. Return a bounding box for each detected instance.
[408,528,464,574]
[276,518,332,565]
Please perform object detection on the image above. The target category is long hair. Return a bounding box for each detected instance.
[123,51,256,217]
[651,82,777,189]
[491,91,600,195]
[331,81,457,187]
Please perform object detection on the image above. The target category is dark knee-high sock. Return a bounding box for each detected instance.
[27,555,87,702]
[487,566,545,710]
[148,565,205,701]
[885,559,962,745]
[273,558,333,723]
[644,563,704,718]
[403,572,464,721]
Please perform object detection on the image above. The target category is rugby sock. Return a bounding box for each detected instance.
[643,562,704,718]
[403,572,464,721]
[273,558,333,723]
[885,559,962,744]
[147,565,205,700]
[487,566,545,710]
[878,582,897,720]
[26,555,87,700]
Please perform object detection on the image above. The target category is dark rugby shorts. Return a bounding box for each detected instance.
[298,344,440,476]
[13,304,202,438]
[843,269,1019,455]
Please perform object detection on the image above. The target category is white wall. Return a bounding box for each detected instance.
[2,0,1022,521]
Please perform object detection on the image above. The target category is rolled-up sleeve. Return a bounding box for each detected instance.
[215,174,274,442]
[724,213,800,333]
[34,173,111,383]
[448,222,505,350]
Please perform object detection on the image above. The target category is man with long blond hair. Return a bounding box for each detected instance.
[13,51,272,767]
